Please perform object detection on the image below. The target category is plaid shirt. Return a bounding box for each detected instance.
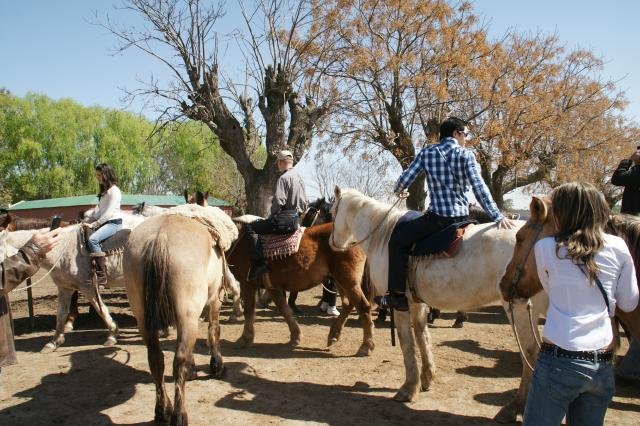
[394,137,503,221]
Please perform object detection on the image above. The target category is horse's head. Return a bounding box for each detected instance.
[132,201,146,215]
[0,211,14,231]
[184,190,209,207]
[499,196,556,301]
[307,197,334,225]
[329,186,363,251]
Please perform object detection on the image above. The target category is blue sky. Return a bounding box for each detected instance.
[2,1,639,204]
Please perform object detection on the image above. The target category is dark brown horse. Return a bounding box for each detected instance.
[228,219,375,356]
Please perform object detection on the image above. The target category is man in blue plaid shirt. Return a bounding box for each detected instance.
[387,117,517,311]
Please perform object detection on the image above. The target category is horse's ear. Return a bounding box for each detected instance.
[204,191,209,200]
[334,186,342,200]
[183,189,189,204]
[141,201,146,210]
[529,196,548,223]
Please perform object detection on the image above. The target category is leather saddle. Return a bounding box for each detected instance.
[79,226,131,256]
[393,211,475,258]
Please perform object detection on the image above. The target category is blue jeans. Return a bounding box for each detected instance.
[523,351,615,426]
[616,337,640,380]
[87,221,122,253]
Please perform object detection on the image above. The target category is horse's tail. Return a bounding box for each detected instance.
[143,232,176,332]
[360,260,375,304]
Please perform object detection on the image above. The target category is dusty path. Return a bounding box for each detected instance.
[0,283,638,425]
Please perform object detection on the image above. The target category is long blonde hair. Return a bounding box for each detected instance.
[552,182,610,281]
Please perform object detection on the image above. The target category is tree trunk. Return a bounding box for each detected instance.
[407,177,426,211]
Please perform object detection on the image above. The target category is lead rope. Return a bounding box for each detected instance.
[14,232,74,292]
[507,300,537,371]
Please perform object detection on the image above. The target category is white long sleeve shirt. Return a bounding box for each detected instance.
[535,234,639,351]
[87,186,123,226]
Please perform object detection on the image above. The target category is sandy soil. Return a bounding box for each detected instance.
[0,279,638,425]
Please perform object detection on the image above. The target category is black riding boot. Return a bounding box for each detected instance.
[247,231,270,281]
[92,253,108,289]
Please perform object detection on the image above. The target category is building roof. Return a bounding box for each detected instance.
[9,194,231,210]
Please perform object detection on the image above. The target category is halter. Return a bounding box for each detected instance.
[330,194,403,250]
[506,219,544,371]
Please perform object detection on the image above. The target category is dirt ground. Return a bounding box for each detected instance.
[0,277,638,425]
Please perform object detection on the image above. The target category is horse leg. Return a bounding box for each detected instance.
[207,296,225,378]
[237,282,256,347]
[327,289,354,346]
[410,301,435,391]
[42,287,74,353]
[394,309,421,402]
[223,267,243,321]
[495,297,544,423]
[452,310,468,328]
[268,288,302,347]
[63,291,80,333]
[172,319,198,426]
[427,307,440,324]
[145,329,172,422]
[86,290,119,346]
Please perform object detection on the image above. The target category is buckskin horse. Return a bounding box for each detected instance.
[124,205,237,425]
[229,212,375,356]
[498,195,640,422]
[328,186,549,421]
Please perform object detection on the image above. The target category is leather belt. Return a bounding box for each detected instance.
[541,342,613,363]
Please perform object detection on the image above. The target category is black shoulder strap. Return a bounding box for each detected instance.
[578,264,612,317]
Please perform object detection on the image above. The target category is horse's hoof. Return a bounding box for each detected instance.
[355,344,374,357]
[155,403,173,423]
[103,336,117,347]
[63,323,74,333]
[452,321,464,328]
[159,328,170,338]
[188,364,198,380]
[236,335,254,348]
[493,403,519,424]
[41,342,57,353]
[393,388,415,402]
[171,410,188,426]
[327,336,338,347]
[210,359,226,379]
[229,314,244,322]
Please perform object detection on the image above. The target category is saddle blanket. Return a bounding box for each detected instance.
[393,211,475,258]
[261,227,306,259]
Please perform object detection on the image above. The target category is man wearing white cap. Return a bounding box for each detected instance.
[246,149,308,280]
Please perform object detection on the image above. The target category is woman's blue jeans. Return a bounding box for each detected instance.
[87,222,122,253]
[523,351,615,426]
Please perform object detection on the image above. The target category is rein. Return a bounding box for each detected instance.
[506,221,544,371]
[330,195,404,250]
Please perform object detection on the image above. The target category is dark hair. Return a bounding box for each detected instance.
[439,117,468,139]
[552,182,609,280]
[96,163,118,199]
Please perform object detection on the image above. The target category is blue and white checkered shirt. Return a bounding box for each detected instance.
[394,137,504,221]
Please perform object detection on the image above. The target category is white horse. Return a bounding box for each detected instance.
[329,187,548,422]
[4,216,145,350]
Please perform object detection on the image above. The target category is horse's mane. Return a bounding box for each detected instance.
[339,188,406,255]
[608,214,640,264]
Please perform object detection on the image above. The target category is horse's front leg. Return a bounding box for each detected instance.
[207,295,225,378]
[268,287,302,347]
[237,281,256,347]
[42,287,75,353]
[86,286,119,346]
[409,300,435,391]
[394,309,421,402]
[495,296,544,423]
[63,291,80,333]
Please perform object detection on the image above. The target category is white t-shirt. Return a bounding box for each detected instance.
[535,234,639,351]
[89,186,123,226]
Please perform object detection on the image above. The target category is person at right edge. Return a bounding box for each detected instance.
[610,146,640,386]
[389,117,516,311]
[522,182,638,425]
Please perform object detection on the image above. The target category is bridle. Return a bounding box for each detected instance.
[506,219,545,371]
[329,194,403,251]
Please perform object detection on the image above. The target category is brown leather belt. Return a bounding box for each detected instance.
[541,342,613,363]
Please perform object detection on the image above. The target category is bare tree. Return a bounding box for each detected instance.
[101,0,334,214]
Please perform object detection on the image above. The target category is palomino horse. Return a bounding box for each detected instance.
[229,217,375,356]
[132,200,243,322]
[3,217,145,350]
[123,207,237,425]
[498,196,640,422]
[329,187,548,421]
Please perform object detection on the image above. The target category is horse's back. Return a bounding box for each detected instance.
[410,222,520,310]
